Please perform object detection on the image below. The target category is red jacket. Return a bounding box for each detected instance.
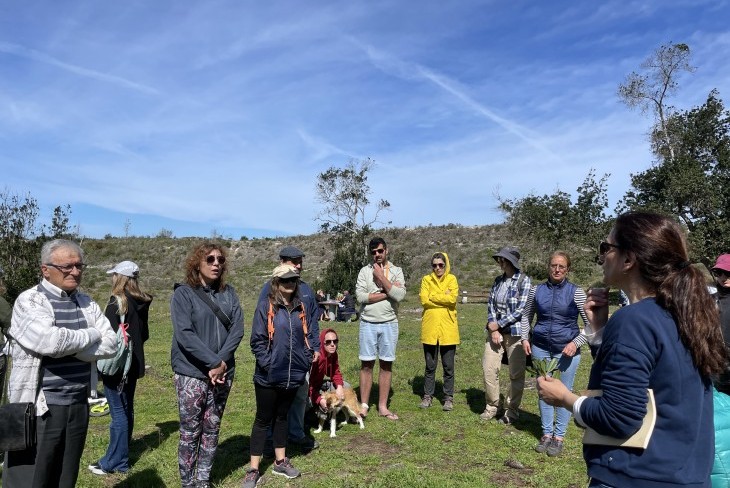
[309,328,344,406]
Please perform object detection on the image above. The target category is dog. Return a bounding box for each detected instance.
[313,387,365,438]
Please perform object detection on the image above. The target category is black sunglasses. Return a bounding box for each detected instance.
[432,263,445,269]
[370,248,386,255]
[598,241,621,256]
[45,262,87,273]
[324,339,339,345]
[279,276,299,284]
[206,255,226,265]
[713,269,730,278]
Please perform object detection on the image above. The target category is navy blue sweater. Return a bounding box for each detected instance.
[581,298,713,488]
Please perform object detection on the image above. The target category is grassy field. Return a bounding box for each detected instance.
[49,291,594,488]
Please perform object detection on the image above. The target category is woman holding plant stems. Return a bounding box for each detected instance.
[89,261,153,476]
[537,212,727,488]
[521,251,589,457]
[419,252,459,411]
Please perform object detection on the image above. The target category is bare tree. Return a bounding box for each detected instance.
[618,42,695,161]
[314,158,390,235]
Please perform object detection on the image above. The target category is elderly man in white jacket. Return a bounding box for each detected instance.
[3,239,117,488]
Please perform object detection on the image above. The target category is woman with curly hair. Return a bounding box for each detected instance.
[170,242,244,488]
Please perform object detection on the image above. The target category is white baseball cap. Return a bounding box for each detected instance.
[106,261,140,277]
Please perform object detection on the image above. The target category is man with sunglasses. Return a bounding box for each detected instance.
[712,254,730,394]
[257,246,321,452]
[3,239,117,488]
[356,237,406,420]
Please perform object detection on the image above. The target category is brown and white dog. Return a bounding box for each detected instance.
[313,387,365,437]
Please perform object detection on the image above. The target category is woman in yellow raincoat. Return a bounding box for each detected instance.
[419,252,459,411]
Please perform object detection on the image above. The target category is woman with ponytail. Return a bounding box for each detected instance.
[90,261,153,476]
[538,211,727,488]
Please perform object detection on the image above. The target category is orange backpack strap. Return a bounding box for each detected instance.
[268,300,310,350]
[300,301,310,350]
[267,302,275,346]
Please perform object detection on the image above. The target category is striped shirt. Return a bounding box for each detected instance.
[38,284,91,405]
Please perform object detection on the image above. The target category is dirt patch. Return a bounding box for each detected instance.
[345,432,401,457]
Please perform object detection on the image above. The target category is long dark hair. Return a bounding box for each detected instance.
[613,211,727,377]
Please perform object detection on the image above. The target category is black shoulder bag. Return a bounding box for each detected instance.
[0,400,36,452]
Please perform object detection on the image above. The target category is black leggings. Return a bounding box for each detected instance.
[249,383,297,456]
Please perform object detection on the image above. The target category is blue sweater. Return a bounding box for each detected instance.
[581,298,713,488]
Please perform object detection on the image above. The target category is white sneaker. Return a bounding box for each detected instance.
[88,463,110,476]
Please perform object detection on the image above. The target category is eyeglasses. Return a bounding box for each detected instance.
[205,255,226,265]
[549,264,567,271]
[599,241,621,256]
[45,263,87,273]
[370,248,385,255]
[712,269,730,279]
[324,339,339,346]
[279,276,299,284]
[432,263,445,269]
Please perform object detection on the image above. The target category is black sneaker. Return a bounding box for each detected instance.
[88,463,110,476]
[288,435,319,451]
[272,457,301,479]
[241,468,262,488]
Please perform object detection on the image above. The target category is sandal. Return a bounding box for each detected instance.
[379,411,399,421]
[360,403,369,418]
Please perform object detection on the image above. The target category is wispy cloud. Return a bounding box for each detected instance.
[0,41,159,95]
[1,0,728,237]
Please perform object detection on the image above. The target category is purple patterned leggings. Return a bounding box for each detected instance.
[174,373,232,487]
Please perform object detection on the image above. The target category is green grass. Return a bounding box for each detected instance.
[58,294,591,487]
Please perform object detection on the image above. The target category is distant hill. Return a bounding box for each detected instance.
[78,223,606,308]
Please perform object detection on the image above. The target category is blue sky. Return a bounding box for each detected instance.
[2,1,729,238]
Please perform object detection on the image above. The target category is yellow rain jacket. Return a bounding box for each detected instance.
[420,252,460,345]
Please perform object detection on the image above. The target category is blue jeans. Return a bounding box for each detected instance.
[98,375,138,473]
[530,343,581,438]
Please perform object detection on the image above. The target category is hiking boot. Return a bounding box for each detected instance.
[419,395,432,408]
[272,457,301,479]
[288,435,319,451]
[442,397,453,411]
[546,438,564,457]
[241,468,262,488]
[479,409,497,421]
[195,482,211,488]
[534,435,553,453]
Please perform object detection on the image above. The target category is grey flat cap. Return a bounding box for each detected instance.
[279,246,305,259]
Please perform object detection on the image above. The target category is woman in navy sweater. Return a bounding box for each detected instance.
[538,211,727,488]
